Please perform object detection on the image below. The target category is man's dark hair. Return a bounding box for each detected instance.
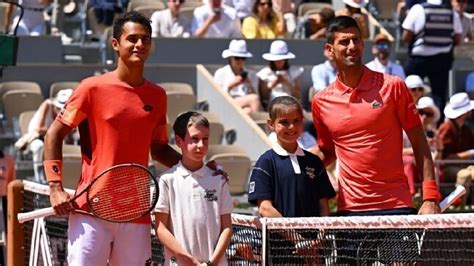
[173,111,210,139]
[113,11,152,41]
[268,95,303,121]
[326,16,360,44]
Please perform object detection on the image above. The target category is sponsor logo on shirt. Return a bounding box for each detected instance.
[305,167,316,179]
[204,189,218,201]
[372,101,383,109]
[249,181,255,194]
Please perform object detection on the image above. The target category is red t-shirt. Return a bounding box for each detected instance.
[312,67,421,212]
[57,72,168,223]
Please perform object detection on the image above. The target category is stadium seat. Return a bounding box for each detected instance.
[18,111,36,136]
[127,0,163,12]
[62,144,82,189]
[160,82,194,95]
[133,3,166,19]
[49,81,79,99]
[249,111,270,134]
[297,3,333,21]
[160,82,197,124]
[206,144,252,195]
[1,81,42,98]
[181,1,203,9]
[203,111,224,145]
[180,6,197,21]
[2,90,44,130]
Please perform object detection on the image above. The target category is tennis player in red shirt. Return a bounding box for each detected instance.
[311,16,440,263]
[43,12,182,265]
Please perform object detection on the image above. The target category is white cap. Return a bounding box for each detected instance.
[262,40,295,61]
[343,0,362,8]
[53,89,73,109]
[416,96,440,122]
[222,39,253,59]
[405,75,431,94]
[444,92,474,119]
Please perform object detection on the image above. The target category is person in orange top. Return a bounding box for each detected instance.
[43,12,183,265]
[311,16,440,263]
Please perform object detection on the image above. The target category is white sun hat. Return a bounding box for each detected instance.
[416,96,440,122]
[221,39,253,59]
[405,75,431,94]
[444,92,474,119]
[343,0,362,8]
[262,40,295,61]
[53,89,73,109]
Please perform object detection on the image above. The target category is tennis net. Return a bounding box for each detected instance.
[9,180,474,265]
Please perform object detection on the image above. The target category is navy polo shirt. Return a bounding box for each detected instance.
[248,145,336,217]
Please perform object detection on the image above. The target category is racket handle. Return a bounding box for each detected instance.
[17,207,56,224]
[439,185,466,213]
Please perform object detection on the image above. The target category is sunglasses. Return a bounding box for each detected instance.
[418,110,434,118]
[410,87,424,92]
[233,57,247,61]
[375,43,390,50]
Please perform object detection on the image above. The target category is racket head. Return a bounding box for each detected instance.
[85,163,159,222]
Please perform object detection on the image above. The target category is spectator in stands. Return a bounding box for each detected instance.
[191,0,242,38]
[437,92,474,205]
[14,89,74,184]
[5,0,52,35]
[335,0,369,39]
[248,96,335,264]
[402,0,462,112]
[366,33,406,79]
[154,111,233,265]
[257,40,304,109]
[309,48,337,98]
[403,96,441,196]
[0,149,15,264]
[150,0,191,38]
[312,16,440,263]
[223,0,253,22]
[293,7,335,40]
[452,0,473,42]
[465,72,474,130]
[214,39,261,113]
[405,74,431,104]
[241,0,287,39]
[90,0,117,27]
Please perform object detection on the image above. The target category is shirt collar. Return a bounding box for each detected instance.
[335,66,373,95]
[175,161,208,178]
[271,139,305,157]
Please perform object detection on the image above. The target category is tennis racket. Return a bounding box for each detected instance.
[439,185,466,212]
[18,163,159,224]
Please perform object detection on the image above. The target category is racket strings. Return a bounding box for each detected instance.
[87,166,156,222]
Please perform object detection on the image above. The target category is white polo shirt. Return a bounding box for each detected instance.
[213,65,258,97]
[191,4,242,38]
[155,162,233,265]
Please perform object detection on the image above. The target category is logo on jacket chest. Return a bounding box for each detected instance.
[204,189,218,201]
[143,104,153,112]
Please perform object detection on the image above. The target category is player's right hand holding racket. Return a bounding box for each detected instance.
[18,163,159,224]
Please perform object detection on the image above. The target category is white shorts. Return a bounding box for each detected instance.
[67,213,152,266]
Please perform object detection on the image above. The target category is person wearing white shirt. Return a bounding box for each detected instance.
[222,0,253,21]
[257,40,303,109]
[310,49,337,98]
[451,0,473,42]
[402,0,462,110]
[191,0,242,38]
[214,39,261,113]
[150,0,191,38]
[366,33,406,80]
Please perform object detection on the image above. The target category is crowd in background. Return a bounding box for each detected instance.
[2,0,474,205]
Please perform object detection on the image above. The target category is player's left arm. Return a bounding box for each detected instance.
[318,198,330,217]
[406,125,440,214]
[210,213,233,265]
